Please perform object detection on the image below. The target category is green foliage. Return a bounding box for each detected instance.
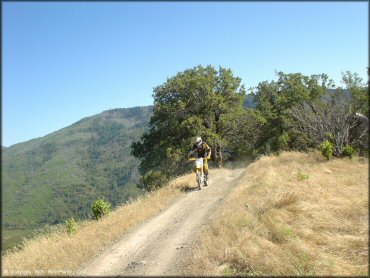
[139,171,169,191]
[324,132,335,142]
[2,106,152,246]
[253,69,368,156]
[341,71,369,117]
[297,171,309,181]
[281,227,297,239]
[341,71,369,154]
[132,68,368,192]
[2,229,35,252]
[276,132,290,151]
[286,129,316,151]
[252,72,332,154]
[342,145,356,159]
[321,140,334,160]
[92,199,111,220]
[132,65,246,190]
[292,84,368,156]
[65,217,77,235]
[225,109,267,159]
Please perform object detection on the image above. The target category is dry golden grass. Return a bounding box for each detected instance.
[2,173,194,276]
[188,151,368,276]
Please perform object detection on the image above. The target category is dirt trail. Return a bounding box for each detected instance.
[78,167,245,276]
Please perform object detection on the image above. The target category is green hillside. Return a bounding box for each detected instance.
[2,106,152,237]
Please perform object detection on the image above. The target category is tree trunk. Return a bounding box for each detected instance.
[215,142,222,168]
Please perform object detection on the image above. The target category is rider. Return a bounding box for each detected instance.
[190,136,212,183]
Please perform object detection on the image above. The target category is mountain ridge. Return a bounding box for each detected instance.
[1,92,286,249]
[2,106,153,237]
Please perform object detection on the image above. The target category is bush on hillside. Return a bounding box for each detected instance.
[65,217,77,235]
[297,170,309,181]
[92,199,111,220]
[321,140,333,160]
[342,145,356,159]
[139,170,169,192]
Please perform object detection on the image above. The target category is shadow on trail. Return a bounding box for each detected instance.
[181,158,256,193]
[184,186,202,193]
[209,159,255,171]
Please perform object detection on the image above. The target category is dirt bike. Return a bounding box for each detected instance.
[188,157,209,190]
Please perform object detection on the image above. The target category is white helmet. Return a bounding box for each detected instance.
[195,136,202,147]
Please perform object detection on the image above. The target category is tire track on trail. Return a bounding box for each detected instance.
[78,167,245,276]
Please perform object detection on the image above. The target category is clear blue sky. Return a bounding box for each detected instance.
[3,1,368,147]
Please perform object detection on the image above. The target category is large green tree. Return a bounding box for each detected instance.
[291,71,369,155]
[131,65,246,191]
[340,70,369,117]
[251,71,334,153]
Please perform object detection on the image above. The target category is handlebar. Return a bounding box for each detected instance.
[188,157,210,162]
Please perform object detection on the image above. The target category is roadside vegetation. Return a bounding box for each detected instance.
[1,174,193,276]
[2,106,153,244]
[187,152,368,276]
[132,66,368,191]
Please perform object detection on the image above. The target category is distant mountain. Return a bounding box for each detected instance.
[2,106,153,230]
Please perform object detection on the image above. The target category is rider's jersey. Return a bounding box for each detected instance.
[192,142,211,158]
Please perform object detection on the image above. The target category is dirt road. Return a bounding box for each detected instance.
[78,167,245,276]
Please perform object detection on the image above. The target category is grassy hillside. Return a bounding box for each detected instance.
[2,106,152,248]
[2,152,367,276]
[188,152,368,276]
[2,174,193,275]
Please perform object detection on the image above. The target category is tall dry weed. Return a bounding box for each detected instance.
[187,151,368,276]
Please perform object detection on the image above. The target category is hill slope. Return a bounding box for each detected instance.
[2,106,152,235]
[188,152,368,276]
[2,152,367,276]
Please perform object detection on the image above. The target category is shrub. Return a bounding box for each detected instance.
[321,140,333,160]
[342,145,356,159]
[65,217,77,235]
[276,133,290,151]
[139,170,169,191]
[297,171,309,181]
[92,199,111,220]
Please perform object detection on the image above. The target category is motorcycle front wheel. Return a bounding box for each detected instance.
[196,172,202,190]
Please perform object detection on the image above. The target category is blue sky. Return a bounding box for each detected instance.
[3,1,368,147]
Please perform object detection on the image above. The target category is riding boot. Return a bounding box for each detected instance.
[204,174,209,186]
